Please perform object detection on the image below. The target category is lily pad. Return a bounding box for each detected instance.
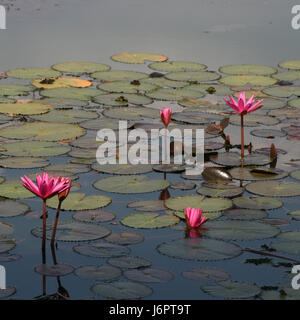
[46,193,111,211]
[288,210,300,221]
[149,61,206,72]
[229,167,288,181]
[0,97,15,103]
[32,221,111,242]
[157,238,242,261]
[127,200,166,212]
[272,71,300,81]
[270,241,300,256]
[250,129,286,138]
[182,266,230,283]
[229,114,279,127]
[0,101,52,116]
[196,185,243,198]
[0,180,35,199]
[219,64,277,75]
[152,164,186,173]
[6,68,61,79]
[210,152,271,167]
[92,163,153,175]
[203,220,279,240]
[261,286,300,300]
[0,199,29,218]
[171,111,224,124]
[80,118,123,130]
[245,181,300,197]
[0,222,14,236]
[111,52,168,64]
[98,80,157,94]
[232,196,283,210]
[170,181,196,190]
[124,268,174,283]
[257,98,286,110]
[73,241,130,258]
[174,210,222,221]
[91,281,152,299]
[93,93,152,106]
[185,84,232,96]
[93,175,170,194]
[108,256,151,269]
[34,264,74,277]
[287,98,300,109]
[74,264,121,281]
[0,122,85,142]
[223,208,267,220]
[0,237,16,253]
[0,84,33,96]
[0,253,21,262]
[165,71,220,82]
[52,61,111,73]
[279,60,300,70]
[31,109,98,123]
[146,87,204,100]
[31,77,92,89]
[220,75,277,86]
[40,87,104,101]
[102,106,157,120]
[141,77,187,88]
[263,86,300,98]
[277,231,300,241]
[0,287,16,299]
[105,232,144,245]
[72,209,116,223]
[46,163,90,174]
[121,212,179,229]
[290,169,300,181]
[39,98,88,109]
[201,280,260,299]
[0,157,49,169]
[91,70,149,81]
[70,136,103,149]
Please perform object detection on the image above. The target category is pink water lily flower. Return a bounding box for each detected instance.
[21,172,70,200]
[160,108,172,127]
[184,207,208,228]
[224,92,263,115]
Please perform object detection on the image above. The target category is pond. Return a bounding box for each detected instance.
[0,0,300,300]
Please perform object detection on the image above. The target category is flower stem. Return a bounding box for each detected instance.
[42,199,47,258]
[164,127,167,164]
[50,200,62,247]
[240,114,245,164]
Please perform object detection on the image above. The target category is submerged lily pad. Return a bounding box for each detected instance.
[93,175,170,194]
[74,264,121,281]
[219,64,277,75]
[52,61,111,73]
[108,256,151,269]
[223,208,267,220]
[0,199,29,218]
[210,152,271,167]
[111,52,168,64]
[263,86,300,98]
[0,157,49,169]
[246,181,300,197]
[0,84,33,96]
[182,266,230,283]
[165,71,220,82]
[32,221,111,242]
[47,193,111,211]
[157,238,242,261]
[91,281,152,299]
[40,87,103,101]
[124,268,174,283]
[121,212,179,229]
[91,70,149,81]
[0,180,34,199]
[105,232,144,245]
[149,61,206,72]
[0,237,16,253]
[72,209,116,223]
[196,185,244,198]
[229,167,288,181]
[0,101,52,116]
[232,196,283,210]
[201,280,260,299]
[220,75,276,86]
[6,68,61,79]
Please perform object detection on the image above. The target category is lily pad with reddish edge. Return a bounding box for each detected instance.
[0,237,16,253]
[181,266,230,283]
[232,196,283,210]
[223,208,267,220]
[228,167,288,181]
[34,264,74,277]
[124,268,174,283]
[105,232,144,245]
[197,185,243,198]
[111,52,168,64]
[246,181,300,197]
[31,77,92,89]
[127,200,166,212]
[108,256,152,269]
[74,264,121,281]
[72,209,116,223]
[209,152,271,167]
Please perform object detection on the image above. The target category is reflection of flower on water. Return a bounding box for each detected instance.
[185,226,209,240]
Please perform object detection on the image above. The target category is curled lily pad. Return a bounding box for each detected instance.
[0,84,33,96]
[0,157,49,169]
[250,129,286,138]
[270,241,300,256]
[263,86,300,98]
[73,241,130,258]
[165,71,220,82]
[127,200,166,212]
[157,238,242,261]
[47,193,111,211]
[149,61,206,72]
[124,268,174,283]
[121,212,179,229]
[91,281,152,299]
[40,87,104,101]
[290,169,300,181]
[279,60,300,70]
[228,167,288,181]
[182,266,230,283]
[245,181,300,197]
[6,67,61,79]
[0,222,14,236]
[92,163,153,175]
[35,263,74,277]
[102,106,157,120]
[0,141,71,157]
[0,199,29,218]
[203,220,279,240]
[0,122,85,142]
[232,196,283,210]
[210,152,271,167]
[52,61,111,73]
[220,75,276,86]
[98,80,157,94]
[0,180,34,199]
[111,52,167,64]
[145,87,205,101]
[91,70,149,81]
[201,280,260,299]
[105,232,144,245]
[32,221,111,242]
[72,209,116,223]
[202,167,232,184]
[229,114,279,127]
[219,64,277,75]
[0,287,16,299]
[197,185,243,198]
[108,256,151,269]
[31,77,92,89]
[223,208,267,220]
[74,264,121,281]
[0,101,52,116]
[0,237,16,253]
[93,175,170,194]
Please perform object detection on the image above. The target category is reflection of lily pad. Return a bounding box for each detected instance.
[124,268,174,283]
[165,71,220,82]
[0,237,16,253]
[246,181,300,197]
[0,157,49,169]
[121,212,179,229]
[74,264,121,281]
[111,52,167,64]
[91,70,149,81]
[52,61,111,73]
[94,175,170,194]
[232,196,283,210]
[108,256,151,269]
[6,68,61,79]
[105,232,144,245]
[0,199,29,218]
[157,238,242,261]
[210,152,271,167]
[219,64,277,75]
[182,266,230,283]
[149,61,206,72]
[220,75,276,86]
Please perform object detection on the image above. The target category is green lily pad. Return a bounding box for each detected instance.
[0,97,15,103]
[0,180,35,199]
[72,209,116,223]
[263,86,300,98]
[271,241,300,256]
[124,268,174,283]
[32,221,111,242]
[220,75,277,86]
[185,83,232,96]
[0,199,29,218]
[0,101,52,116]
[6,68,61,79]
[0,287,16,299]
[102,106,157,120]
[98,80,157,94]
[34,263,74,277]
[74,264,121,281]
[173,210,222,220]
[245,181,300,197]
[145,87,204,101]
[140,77,187,88]
[0,122,85,141]
[31,77,92,89]
[0,237,16,253]
[229,114,279,127]
[121,212,179,229]
[108,256,151,269]
[196,185,244,198]
[68,149,96,159]
[0,222,14,236]
[201,280,260,299]
[127,200,166,212]
[157,238,242,261]
[279,60,300,70]
[290,169,300,181]
[277,231,300,241]
[165,71,220,82]
[46,193,111,211]
[70,136,103,149]
[171,111,224,124]
[210,152,271,167]
[232,196,283,210]
[80,118,123,130]
[258,98,286,110]
[287,210,300,221]
[30,109,98,123]
[0,84,33,96]
[219,64,277,75]
[261,286,300,300]
[39,98,88,109]
[268,107,300,118]
[0,141,71,157]
[91,70,149,81]
[40,87,104,101]
[73,241,130,258]
[182,266,230,283]
[229,167,288,181]
[52,61,111,73]
[203,220,279,240]
[93,93,152,106]
[287,98,300,109]
[223,208,267,220]
[111,52,168,64]
[93,175,170,194]
[92,163,153,175]
[0,157,49,169]
[170,181,196,190]
[105,232,144,245]
[272,71,300,81]
[46,163,90,174]
[250,129,286,138]
[149,61,206,72]
[91,281,152,299]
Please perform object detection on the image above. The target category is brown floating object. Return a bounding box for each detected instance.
[202,167,232,183]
